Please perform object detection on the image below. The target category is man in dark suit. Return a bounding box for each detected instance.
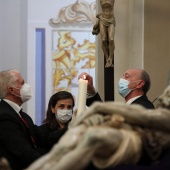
[79,69,170,170]
[78,68,154,109]
[0,70,46,170]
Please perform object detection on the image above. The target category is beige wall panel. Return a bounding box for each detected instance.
[144,0,170,105]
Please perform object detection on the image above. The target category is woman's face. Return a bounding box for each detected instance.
[51,98,73,113]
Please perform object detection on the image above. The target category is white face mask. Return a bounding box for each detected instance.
[55,109,72,123]
[13,83,32,102]
[118,78,138,98]
[118,78,131,98]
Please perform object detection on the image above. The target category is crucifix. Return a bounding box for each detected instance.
[92,0,115,101]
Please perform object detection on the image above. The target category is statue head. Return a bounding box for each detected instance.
[100,0,115,7]
[157,85,170,109]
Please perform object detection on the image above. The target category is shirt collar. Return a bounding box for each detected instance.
[3,99,22,115]
[126,95,142,105]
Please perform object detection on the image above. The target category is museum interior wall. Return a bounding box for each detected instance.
[144,0,170,105]
[0,0,28,111]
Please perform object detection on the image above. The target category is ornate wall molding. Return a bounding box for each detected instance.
[49,0,96,27]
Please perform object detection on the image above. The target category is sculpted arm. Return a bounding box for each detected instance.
[74,101,170,131]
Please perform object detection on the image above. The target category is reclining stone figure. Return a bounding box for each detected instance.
[25,85,170,170]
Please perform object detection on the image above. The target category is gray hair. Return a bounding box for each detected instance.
[0,70,18,99]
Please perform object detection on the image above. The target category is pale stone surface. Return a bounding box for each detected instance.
[0,158,11,170]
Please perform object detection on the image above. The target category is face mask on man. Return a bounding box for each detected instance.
[13,83,32,102]
[55,109,72,123]
[118,78,132,98]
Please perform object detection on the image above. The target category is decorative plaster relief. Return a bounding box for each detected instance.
[49,0,96,26]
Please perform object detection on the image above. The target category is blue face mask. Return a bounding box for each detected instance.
[118,78,131,98]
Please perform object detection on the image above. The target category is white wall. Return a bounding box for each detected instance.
[0,0,27,74]
[0,0,28,111]
[0,0,21,71]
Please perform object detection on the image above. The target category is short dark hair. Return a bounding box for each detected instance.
[140,70,151,94]
[43,91,74,130]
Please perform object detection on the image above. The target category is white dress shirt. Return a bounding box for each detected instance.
[3,99,22,116]
[126,95,142,105]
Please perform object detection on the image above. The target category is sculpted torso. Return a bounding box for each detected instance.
[92,0,115,67]
[100,0,115,19]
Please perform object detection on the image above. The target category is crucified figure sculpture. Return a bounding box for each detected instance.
[92,0,115,68]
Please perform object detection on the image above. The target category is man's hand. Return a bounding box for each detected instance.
[78,72,96,95]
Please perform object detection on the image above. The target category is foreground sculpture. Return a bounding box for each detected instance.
[0,158,11,170]
[26,85,170,170]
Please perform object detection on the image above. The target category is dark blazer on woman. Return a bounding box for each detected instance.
[36,123,68,152]
[0,100,45,170]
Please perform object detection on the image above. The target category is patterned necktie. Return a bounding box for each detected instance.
[19,109,37,148]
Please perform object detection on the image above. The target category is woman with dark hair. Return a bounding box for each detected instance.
[36,91,75,152]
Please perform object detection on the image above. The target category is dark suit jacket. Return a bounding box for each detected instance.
[86,93,102,106]
[36,123,68,152]
[87,93,154,109]
[0,100,45,170]
[131,95,154,109]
